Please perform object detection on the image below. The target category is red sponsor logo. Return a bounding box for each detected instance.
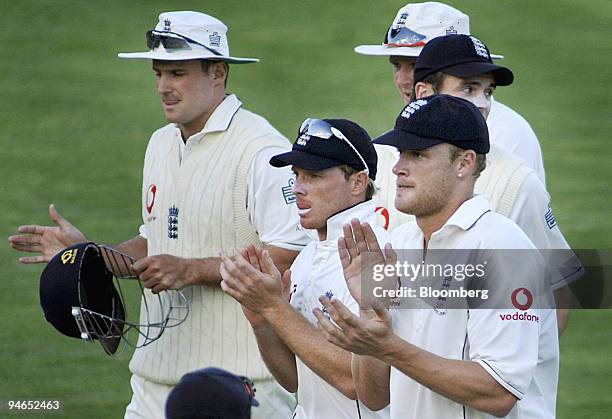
[511,287,533,311]
[375,206,390,230]
[146,184,157,214]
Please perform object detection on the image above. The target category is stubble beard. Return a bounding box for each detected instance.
[396,175,454,217]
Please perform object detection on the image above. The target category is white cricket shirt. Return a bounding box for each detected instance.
[387,195,559,419]
[289,200,390,419]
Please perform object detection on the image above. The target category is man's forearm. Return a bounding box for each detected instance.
[253,324,298,393]
[380,334,517,417]
[113,235,148,260]
[182,257,223,286]
[184,245,300,287]
[352,354,390,411]
[264,303,357,399]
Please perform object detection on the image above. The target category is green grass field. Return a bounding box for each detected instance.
[1,0,611,417]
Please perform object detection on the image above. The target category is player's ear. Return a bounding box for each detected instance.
[211,62,228,84]
[456,149,477,178]
[350,171,368,197]
[414,82,433,99]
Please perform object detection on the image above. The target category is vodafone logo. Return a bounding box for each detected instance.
[146,184,157,214]
[511,288,533,311]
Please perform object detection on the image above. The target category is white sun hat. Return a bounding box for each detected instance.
[118,11,259,64]
[354,2,503,59]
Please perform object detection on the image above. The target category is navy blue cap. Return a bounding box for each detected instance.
[414,34,514,86]
[270,118,378,180]
[373,94,490,153]
[165,367,259,419]
[39,242,125,355]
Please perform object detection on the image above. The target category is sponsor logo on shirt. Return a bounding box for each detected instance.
[282,179,296,205]
[499,312,540,323]
[146,184,157,212]
[375,206,390,230]
[499,288,539,322]
[511,287,533,310]
[544,203,557,229]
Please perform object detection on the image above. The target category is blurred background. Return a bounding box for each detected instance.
[1,0,610,417]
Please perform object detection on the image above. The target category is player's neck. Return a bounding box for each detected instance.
[417,192,473,250]
[178,95,225,141]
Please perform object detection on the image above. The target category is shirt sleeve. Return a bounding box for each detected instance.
[508,173,584,289]
[467,245,544,400]
[138,224,147,239]
[246,147,311,251]
[469,308,540,400]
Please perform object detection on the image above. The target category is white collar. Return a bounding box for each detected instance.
[437,194,491,233]
[305,200,376,243]
[173,94,243,143]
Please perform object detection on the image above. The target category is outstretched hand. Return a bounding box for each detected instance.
[338,219,397,308]
[313,296,395,357]
[220,246,287,317]
[225,246,293,327]
[8,204,86,263]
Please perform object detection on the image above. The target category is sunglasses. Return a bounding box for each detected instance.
[299,118,369,174]
[146,30,222,56]
[384,26,427,47]
[240,376,256,400]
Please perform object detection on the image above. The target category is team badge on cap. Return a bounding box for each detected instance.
[374,94,490,154]
[400,99,428,119]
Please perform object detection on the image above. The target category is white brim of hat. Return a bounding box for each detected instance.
[117,45,258,64]
[354,44,504,60]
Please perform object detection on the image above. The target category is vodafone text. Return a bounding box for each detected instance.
[499,312,540,322]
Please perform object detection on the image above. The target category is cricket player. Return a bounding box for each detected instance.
[9,11,309,419]
[315,94,559,419]
[219,119,390,418]
[356,2,546,182]
[364,22,581,332]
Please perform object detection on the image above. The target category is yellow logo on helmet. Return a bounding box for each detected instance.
[61,249,78,265]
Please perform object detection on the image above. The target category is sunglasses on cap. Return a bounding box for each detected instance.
[239,375,260,407]
[384,26,427,47]
[299,118,369,174]
[146,30,222,56]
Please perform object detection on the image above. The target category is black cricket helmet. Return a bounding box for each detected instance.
[39,242,188,355]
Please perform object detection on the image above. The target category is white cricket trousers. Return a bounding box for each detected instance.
[124,373,296,418]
